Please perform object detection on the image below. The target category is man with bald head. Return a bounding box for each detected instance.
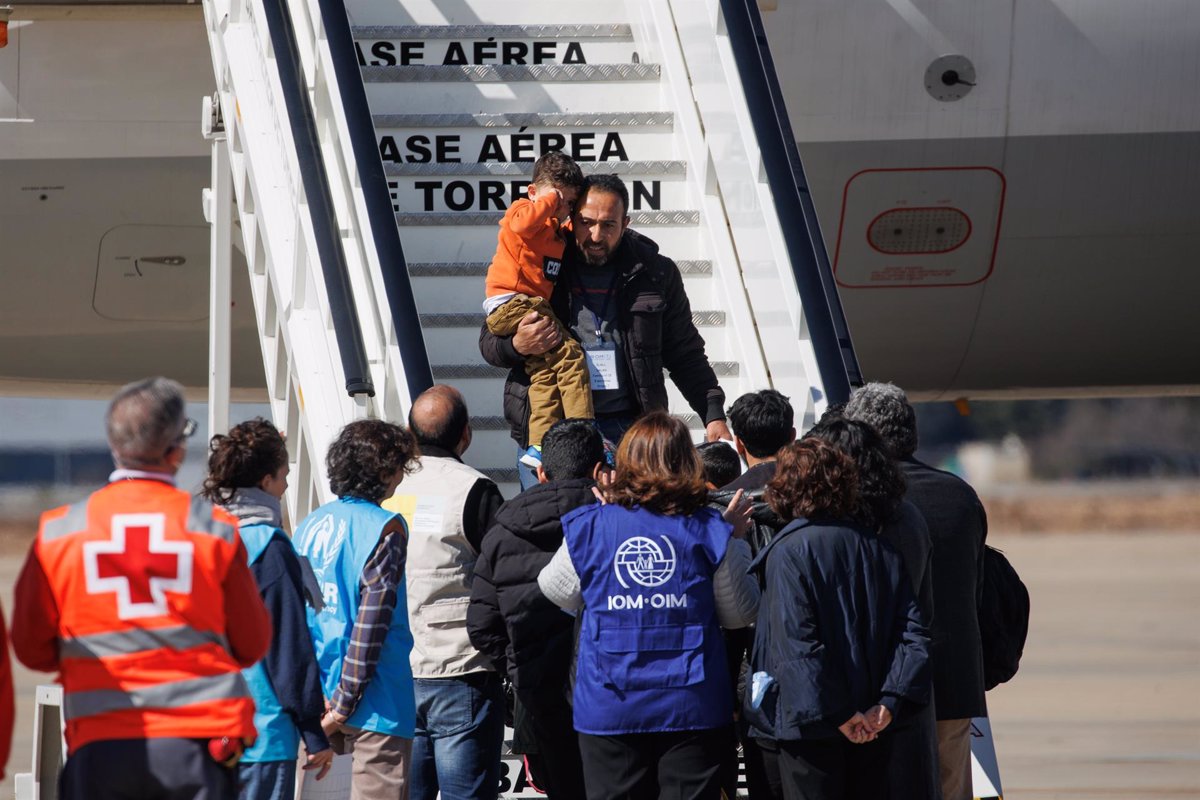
[384,385,505,800]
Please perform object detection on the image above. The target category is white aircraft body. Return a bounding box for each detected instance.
[0,0,1197,401]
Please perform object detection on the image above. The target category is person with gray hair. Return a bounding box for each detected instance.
[105,376,195,469]
[13,376,272,800]
[844,382,988,800]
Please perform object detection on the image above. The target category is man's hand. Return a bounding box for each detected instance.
[705,419,733,443]
[320,709,343,738]
[512,311,561,357]
[863,704,892,735]
[722,489,753,540]
[303,747,335,781]
[838,712,875,744]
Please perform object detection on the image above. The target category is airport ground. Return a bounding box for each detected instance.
[1,484,1197,799]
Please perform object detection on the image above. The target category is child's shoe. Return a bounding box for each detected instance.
[519,445,543,468]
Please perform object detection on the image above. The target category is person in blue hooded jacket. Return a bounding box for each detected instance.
[538,410,759,800]
[745,438,931,800]
[203,418,333,800]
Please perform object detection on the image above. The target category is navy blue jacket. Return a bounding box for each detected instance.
[744,517,931,741]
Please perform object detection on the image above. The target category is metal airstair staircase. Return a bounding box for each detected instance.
[200,0,861,509]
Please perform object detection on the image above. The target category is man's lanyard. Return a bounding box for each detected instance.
[572,267,621,338]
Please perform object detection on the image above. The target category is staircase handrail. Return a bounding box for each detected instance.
[718,0,863,403]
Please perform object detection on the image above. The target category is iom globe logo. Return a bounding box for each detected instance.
[614,535,677,589]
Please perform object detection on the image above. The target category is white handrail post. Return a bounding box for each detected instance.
[204,93,233,439]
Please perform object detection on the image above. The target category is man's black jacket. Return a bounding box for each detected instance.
[478,230,725,447]
[466,477,597,706]
[900,457,989,721]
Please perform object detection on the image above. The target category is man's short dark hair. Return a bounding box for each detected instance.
[584,174,630,217]
[843,382,918,459]
[697,441,740,488]
[531,151,585,194]
[408,385,470,452]
[540,418,604,481]
[727,389,795,459]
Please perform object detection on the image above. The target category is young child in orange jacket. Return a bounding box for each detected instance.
[484,151,593,467]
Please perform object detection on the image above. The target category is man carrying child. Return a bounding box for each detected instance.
[483,152,593,468]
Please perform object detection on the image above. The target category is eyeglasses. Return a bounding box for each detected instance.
[181,418,198,439]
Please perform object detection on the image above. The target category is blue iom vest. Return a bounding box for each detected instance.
[294,496,415,737]
[238,522,298,763]
[564,503,733,735]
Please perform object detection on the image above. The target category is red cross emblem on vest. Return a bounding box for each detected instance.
[83,513,194,619]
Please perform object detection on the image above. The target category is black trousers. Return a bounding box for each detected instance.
[60,738,236,800]
[523,699,588,799]
[579,726,730,800]
[757,736,891,800]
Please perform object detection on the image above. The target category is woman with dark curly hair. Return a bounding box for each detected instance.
[537,411,758,800]
[292,419,420,799]
[203,418,333,799]
[745,438,932,800]
[805,416,940,800]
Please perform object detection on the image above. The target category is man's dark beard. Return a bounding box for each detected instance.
[580,242,613,267]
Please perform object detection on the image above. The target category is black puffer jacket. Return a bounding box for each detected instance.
[466,478,597,706]
[478,230,725,447]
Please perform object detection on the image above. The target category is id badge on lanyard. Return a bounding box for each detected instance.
[578,307,620,390]
[584,343,619,390]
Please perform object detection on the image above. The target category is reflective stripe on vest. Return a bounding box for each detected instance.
[60,624,229,660]
[64,671,250,721]
[42,502,90,542]
[187,496,237,543]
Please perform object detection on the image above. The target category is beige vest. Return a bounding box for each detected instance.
[388,455,494,678]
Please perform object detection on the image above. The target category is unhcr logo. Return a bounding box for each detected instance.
[613,535,677,589]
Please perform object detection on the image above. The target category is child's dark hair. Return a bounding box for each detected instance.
[531,151,585,193]
[697,440,741,489]
[202,417,288,503]
[541,418,605,481]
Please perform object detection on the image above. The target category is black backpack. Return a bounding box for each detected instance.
[980,545,1031,690]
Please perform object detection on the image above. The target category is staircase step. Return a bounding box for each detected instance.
[352,24,633,40]
[467,413,702,432]
[433,362,739,379]
[396,210,699,227]
[397,225,705,263]
[374,112,673,129]
[362,64,660,83]
[419,311,725,328]
[366,82,671,113]
[389,171,688,215]
[378,130,678,169]
[383,160,685,177]
[407,260,713,277]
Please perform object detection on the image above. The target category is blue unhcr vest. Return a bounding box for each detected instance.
[238,522,298,763]
[564,503,733,734]
[294,496,415,737]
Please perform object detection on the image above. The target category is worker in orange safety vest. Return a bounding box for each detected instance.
[12,377,272,800]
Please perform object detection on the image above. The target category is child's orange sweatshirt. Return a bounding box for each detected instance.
[484,191,567,310]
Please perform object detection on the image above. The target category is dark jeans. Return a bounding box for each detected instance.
[411,671,506,800]
[578,726,730,800]
[61,737,237,800]
[757,736,890,800]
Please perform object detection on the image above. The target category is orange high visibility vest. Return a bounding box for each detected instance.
[34,479,255,751]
